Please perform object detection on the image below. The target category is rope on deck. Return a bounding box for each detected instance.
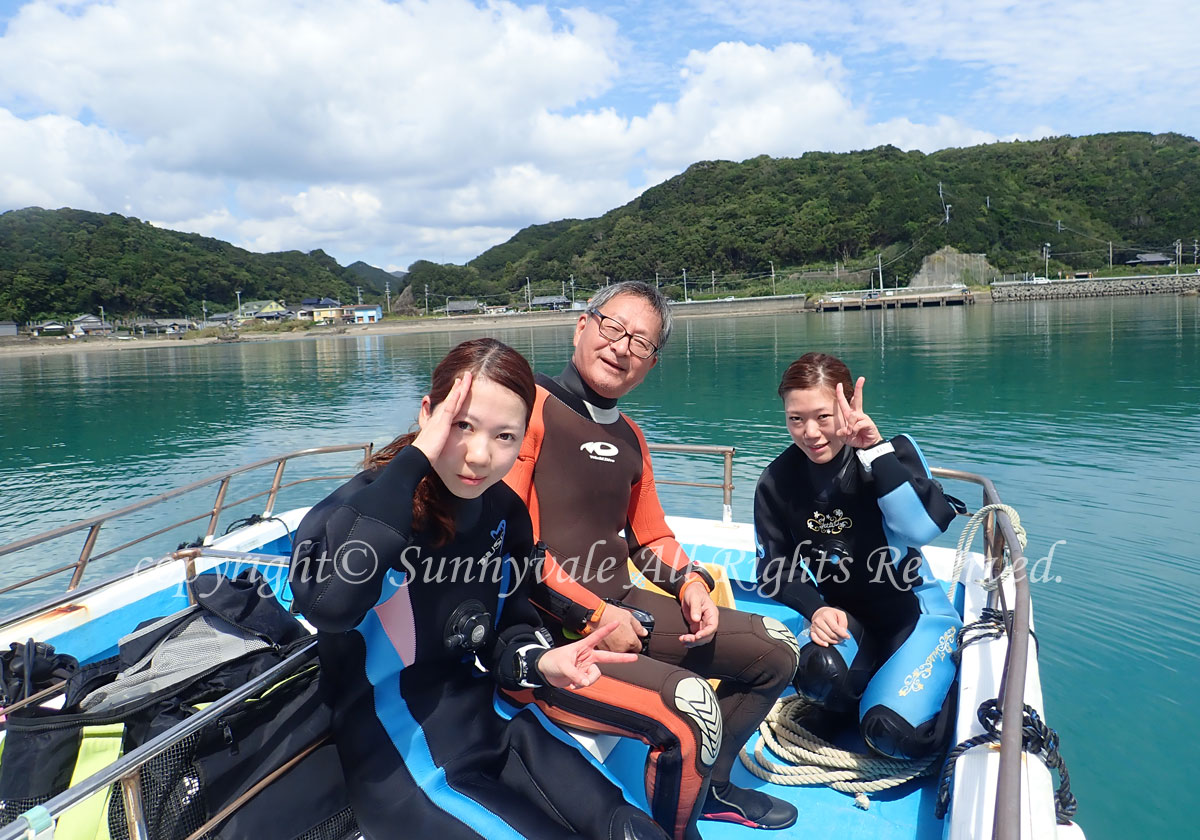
[738,695,940,810]
[948,502,1027,604]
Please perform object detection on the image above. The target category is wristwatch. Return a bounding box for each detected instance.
[856,440,894,474]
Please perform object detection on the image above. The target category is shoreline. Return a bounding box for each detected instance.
[0,295,810,360]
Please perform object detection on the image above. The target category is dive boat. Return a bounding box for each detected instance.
[0,443,1083,840]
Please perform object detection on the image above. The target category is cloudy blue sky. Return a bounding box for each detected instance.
[1,0,1195,271]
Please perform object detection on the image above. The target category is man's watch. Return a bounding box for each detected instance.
[684,563,716,592]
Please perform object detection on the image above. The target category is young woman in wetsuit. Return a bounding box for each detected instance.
[753,352,962,759]
[289,338,667,840]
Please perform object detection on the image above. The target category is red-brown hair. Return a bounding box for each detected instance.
[367,338,536,545]
[777,352,855,401]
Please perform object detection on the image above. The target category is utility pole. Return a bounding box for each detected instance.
[236,289,242,320]
[385,281,391,314]
[1176,239,1182,274]
[654,272,659,288]
[424,283,429,316]
[525,277,531,309]
[202,299,207,323]
[570,275,575,304]
[1057,220,1063,233]
[99,305,105,332]
[877,253,883,291]
[1193,238,1198,265]
[1044,243,1051,278]
[682,269,688,302]
[356,286,363,305]
[711,270,715,295]
[770,260,776,295]
[945,204,952,225]
[1109,241,1113,269]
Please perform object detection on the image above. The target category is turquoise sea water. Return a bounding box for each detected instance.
[2,296,1197,838]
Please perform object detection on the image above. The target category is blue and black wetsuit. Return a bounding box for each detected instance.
[754,436,961,759]
[290,445,666,840]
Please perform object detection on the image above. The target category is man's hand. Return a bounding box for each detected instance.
[679,583,718,647]
[539,622,638,690]
[809,606,851,647]
[589,604,646,654]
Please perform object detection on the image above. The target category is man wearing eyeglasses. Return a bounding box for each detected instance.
[505,281,799,840]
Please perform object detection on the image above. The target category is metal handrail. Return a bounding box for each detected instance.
[647,443,735,522]
[0,642,318,840]
[1,447,1031,840]
[0,443,373,600]
[932,467,1031,840]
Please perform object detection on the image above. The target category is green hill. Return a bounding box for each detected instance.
[0,208,390,322]
[404,131,1200,299]
[345,260,398,295]
[4,131,1198,321]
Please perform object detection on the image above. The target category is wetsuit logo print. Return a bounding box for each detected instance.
[807,509,852,535]
[579,441,619,462]
[898,627,957,696]
[673,677,722,767]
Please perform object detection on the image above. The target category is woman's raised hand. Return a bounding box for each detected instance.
[834,377,883,450]
[413,371,472,462]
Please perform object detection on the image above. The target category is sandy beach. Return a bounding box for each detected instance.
[0,295,811,361]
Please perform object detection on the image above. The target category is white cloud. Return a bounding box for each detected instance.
[626,42,993,171]
[693,1,1200,120]
[1,0,1099,269]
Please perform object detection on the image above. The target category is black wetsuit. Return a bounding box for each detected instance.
[754,436,961,758]
[290,445,666,840]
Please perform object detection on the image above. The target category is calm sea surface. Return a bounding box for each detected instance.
[2,296,1197,838]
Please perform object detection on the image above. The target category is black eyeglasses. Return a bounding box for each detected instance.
[587,309,659,359]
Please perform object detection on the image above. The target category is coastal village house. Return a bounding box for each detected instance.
[298,298,342,321]
[133,318,197,335]
[32,321,67,336]
[346,304,383,324]
[446,299,483,316]
[530,294,570,311]
[71,314,113,336]
[241,300,288,321]
[310,301,346,324]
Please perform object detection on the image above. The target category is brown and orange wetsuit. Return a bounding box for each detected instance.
[504,363,799,840]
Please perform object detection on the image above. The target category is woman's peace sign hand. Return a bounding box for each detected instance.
[537,622,639,690]
[413,371,472,463]
[835,377,883,450]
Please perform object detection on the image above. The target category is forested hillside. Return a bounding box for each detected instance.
[3,132,1197,321]
[0,209,372,321]
[409,131,1200,299]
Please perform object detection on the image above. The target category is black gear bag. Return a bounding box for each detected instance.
[0,569,356,840]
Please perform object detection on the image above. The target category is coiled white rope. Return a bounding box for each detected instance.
[948,502,1027,604]
[738,695,940,810]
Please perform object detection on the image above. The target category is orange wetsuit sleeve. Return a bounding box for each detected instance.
[504,385,606,633]
[624,416,711,599]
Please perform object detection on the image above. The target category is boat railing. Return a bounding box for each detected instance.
[0,443,374,610]
[932,467,1031,840]
[0,442,735,613]
[1,448,1030,840]
[0,641,320,840]
[647,442,736,523]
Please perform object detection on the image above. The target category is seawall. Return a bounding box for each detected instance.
[991,274,1200,301]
